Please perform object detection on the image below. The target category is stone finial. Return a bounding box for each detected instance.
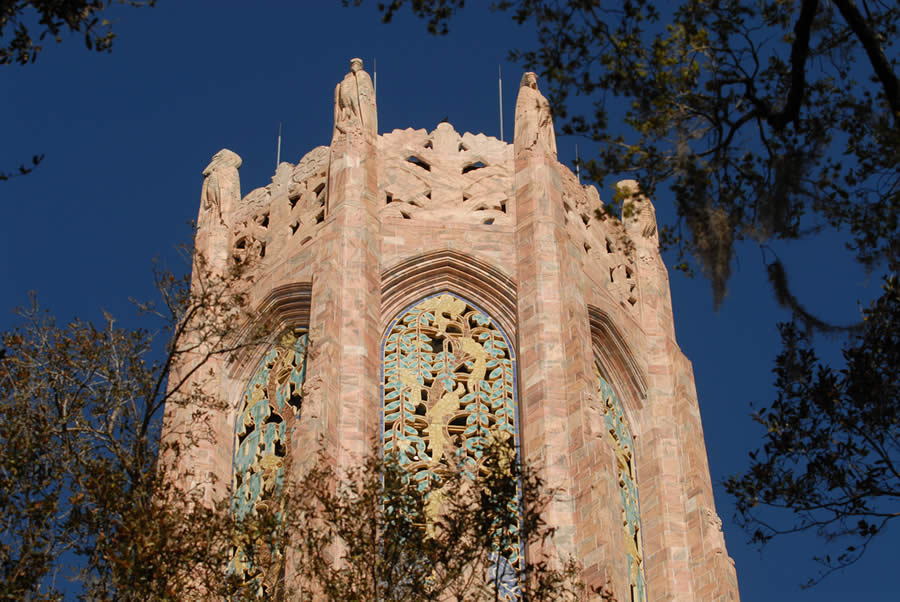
[619,179,659,246]
[201,148,242,226]
[333,57,377,140]
[513,72,557,157]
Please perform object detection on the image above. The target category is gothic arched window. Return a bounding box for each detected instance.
[595,363,646,602]
[382,292,520,598]
[230,328,309,593]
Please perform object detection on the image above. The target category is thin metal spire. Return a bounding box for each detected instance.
[498,65,504,142]
[575,143,580,183]
[276,122,282,168]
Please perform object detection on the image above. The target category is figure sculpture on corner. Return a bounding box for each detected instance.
[333,57,377,140]
[514,72,557,157]
[197,148,242,275]
[201,148,242,226]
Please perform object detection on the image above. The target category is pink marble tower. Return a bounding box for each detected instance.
[166,59,740,601]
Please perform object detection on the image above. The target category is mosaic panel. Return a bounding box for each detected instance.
[382,293,520,599]
[230,329,309,595]
[596,364,646,602]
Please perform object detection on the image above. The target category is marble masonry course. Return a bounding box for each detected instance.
[163,59,740,601]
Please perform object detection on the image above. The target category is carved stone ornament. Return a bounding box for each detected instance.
[229,330,309,596]
[333,57,377,140]
[620,180,660,245]
[513,72,557,157]
[380,124,513,225]
[201,148,242,225]
[382,293,521,598]
[596,364,647,602]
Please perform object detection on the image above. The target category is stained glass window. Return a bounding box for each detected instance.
[595,363,646,602]
[230,329,309,595]
[382,293,521,599]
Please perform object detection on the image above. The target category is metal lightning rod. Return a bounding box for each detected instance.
[498,65,504,142]
[575,143,581,183]
[276,122,282,168]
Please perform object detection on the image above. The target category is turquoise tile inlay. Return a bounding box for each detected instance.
[381,293,521,600]
[597,365,646,602]
[229,329,309,596]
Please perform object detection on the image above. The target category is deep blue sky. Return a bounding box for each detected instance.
[1,3,893,600]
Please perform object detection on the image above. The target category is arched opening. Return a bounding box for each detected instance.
[381,292,521,597]
[594,363,646,602]
[229,328,310,595]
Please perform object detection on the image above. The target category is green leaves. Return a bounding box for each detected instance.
[371,0,899,311]
[726,276,900,585]
[0,1,157,66]
[291,441,583,600]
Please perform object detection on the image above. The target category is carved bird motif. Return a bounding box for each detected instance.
[419,294,466,334]
[427,383,464,464]
[460,336,488,391]
[399,367,423,405]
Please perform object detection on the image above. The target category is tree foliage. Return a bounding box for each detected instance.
[0,257,264,600]
[0,0,155,66]
[290,443,582,601]
[351,0,900,581]
[357,0,899,309]
[725,275,900,585]
[0,254,583,600]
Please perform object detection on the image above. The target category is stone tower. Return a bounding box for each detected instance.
[166,59,740,601]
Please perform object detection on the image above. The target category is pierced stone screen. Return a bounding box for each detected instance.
[382,293,521,598]
[230,329,309,594]
[596,364,646,602]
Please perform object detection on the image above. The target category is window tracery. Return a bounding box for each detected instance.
[230,329,309,596]
[595,363,646,602]
[382,292,521,599]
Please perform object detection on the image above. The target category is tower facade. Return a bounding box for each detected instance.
[167,60,740,601]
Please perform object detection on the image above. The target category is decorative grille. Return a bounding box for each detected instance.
[596,364,646,602]
[230,329,309,594]
[382,293,520,599]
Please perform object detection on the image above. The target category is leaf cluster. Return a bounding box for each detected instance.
[357,0,899,313]
[289,439,583,601]
[0,253,270,600]
[725,276,900,586]
[0,0,156,66]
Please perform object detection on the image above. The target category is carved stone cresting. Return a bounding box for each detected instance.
[380,124,513,225]
[514,72,557,157]
[286,147,329,245]
[230,330,309,595]
[333,57,377,140]
[557,166,639,312]
[201,148,242,226]
[382,292,521,598]
[596,363,646,602]
[229,146,329,267]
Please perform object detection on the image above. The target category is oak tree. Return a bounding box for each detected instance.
[1,255,583,600]
[351,0,900,581]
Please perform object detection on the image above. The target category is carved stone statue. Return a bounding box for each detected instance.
[620,180,659,246]
[333,58,377,140]
[514,72,557,157]
[201,148,242,226]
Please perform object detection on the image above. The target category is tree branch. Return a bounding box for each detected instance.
[833,0,900,121]
[768,0,819,131]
